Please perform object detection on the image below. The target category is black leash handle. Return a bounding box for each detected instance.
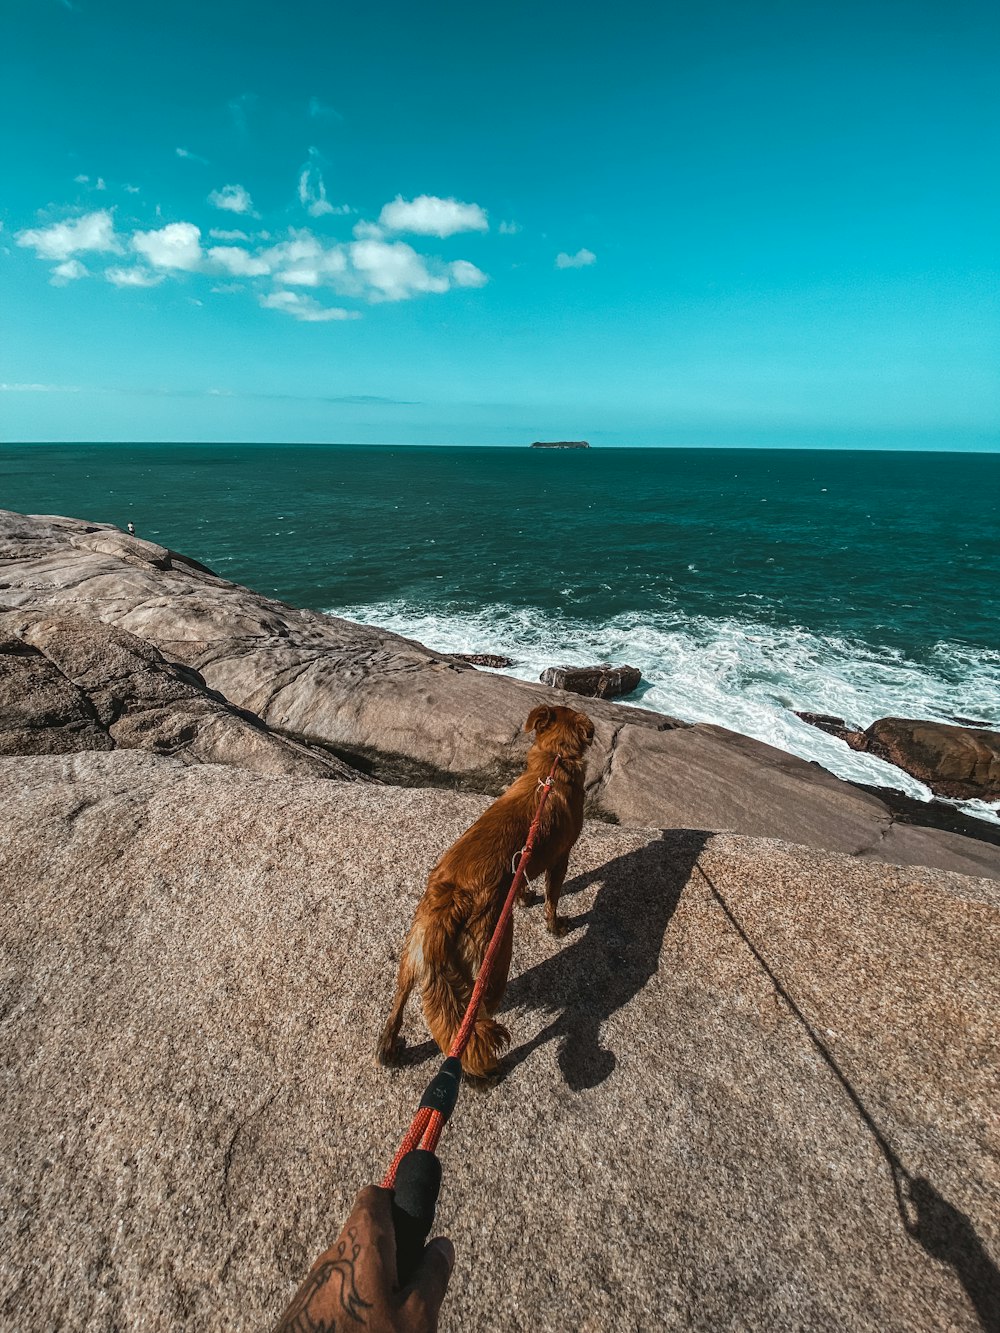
[390,1057,462,1286]
[391,1149,442,1286]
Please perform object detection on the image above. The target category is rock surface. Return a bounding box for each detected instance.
[2,508,998,879]
[864,717,1000,802]
[1,751,997,1332]
[540,662,642,699]
[0,607,358,780]
[796,712,1000,803]
[794,711,867,750]
[451,653,516,668]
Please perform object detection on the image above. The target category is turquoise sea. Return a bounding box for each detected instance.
[4,443,999,820]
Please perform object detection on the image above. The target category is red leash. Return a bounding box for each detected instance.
[382,754,562,1282]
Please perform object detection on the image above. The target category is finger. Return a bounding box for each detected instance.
[400,1236,455,1322]
[346,1185,398,1278]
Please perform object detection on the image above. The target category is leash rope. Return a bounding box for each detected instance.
[382,752,562,1194]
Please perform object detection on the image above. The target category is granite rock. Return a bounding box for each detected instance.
[0,607,358,780]
[0,751,997,1331]
[540,662,642,699]
[2,508,997,879]
[864,717,1000,802]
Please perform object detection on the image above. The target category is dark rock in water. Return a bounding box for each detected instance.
[540,663,642,699]
[863,717,1000,802]
[794,712,867,751]
[797,710,1000,801]
[951,715,993,728]
[530,440,590,449]
[451,653,515,669]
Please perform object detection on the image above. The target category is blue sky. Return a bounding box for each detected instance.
[2,0,998,447]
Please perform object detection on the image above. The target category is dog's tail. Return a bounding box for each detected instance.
[420,883,511,1079]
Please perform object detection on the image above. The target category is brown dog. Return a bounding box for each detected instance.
[376,703,594,1079]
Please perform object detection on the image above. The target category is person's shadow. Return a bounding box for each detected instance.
[501,830,709,1091]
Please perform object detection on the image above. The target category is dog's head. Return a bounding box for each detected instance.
[524,704,595,759]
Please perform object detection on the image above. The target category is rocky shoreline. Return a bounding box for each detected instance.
[1,508,998,1330]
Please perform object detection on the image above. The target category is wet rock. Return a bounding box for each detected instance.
[540,663,642,699]
[794,711,867,750]
[451,653,515,668]
[3,508,999,877]
[863,717,1000,802]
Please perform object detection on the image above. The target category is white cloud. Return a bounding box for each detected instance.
[16,209,120,260]
[449,259,488,288]
[260,290,359,322]
[50,259,88,285]
[208,245,271,277]
[349,238,450,300]
[0,382,81,392]
[124,183,140,194]
[209,228,250,241]
[95,177,106,191]
[208,183,256,215]
[555,248,596,269]
[253,227,490,304]
[499,220,521,235]
[106,266,166,288]
[132,221,202,271]
[297,149,350,219]
[379,194,488,238]
[74,174,89,184]
[176,147,208,164]
[261,231,347,286]
[352,220,383,240]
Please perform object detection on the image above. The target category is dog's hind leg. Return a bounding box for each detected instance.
[544,852,571,936]
[376,931,420,1066]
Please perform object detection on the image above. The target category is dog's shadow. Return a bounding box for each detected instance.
[500,830,709,1091]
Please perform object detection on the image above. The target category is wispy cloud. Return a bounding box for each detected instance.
[297,147,350,218]
[228,93,256,135]
[260,290,359,322]
[208,183,256,216]
[308,96,343,121]
[175,146,209,164]
[0,382,81,392]
[105,266,165,288]
[555,248,596,269]
[209,227,250,242]
[123,183,140,194]
[379,194,488,238]
[499,220,521,235]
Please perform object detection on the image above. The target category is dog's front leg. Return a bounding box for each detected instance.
[544,853,570,936]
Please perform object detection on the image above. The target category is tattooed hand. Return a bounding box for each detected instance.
[274,1186,455,1333]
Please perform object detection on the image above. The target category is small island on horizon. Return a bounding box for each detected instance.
[529,440,590,449]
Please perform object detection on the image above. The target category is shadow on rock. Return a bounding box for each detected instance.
[502,830,709,1091]
[903,1177,1000,1333]
[695,860,1000,1333]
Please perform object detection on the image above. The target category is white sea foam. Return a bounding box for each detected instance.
[328,599,1000,825]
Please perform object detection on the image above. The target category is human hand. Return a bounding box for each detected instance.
[274,1185,455,1332]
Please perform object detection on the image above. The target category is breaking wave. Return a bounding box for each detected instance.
[328,598,1000,825]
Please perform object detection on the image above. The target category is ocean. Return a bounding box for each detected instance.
[4,442,998,822]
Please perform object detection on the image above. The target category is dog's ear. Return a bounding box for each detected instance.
[525,705,554,735]
[576,714,595,746]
